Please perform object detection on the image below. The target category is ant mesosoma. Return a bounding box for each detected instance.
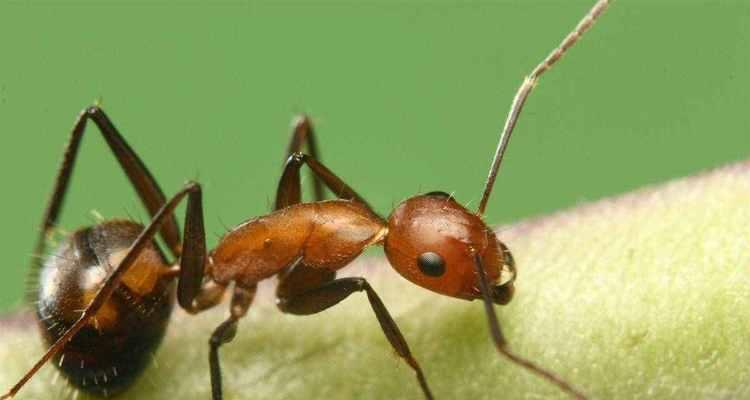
[3,1,611,399]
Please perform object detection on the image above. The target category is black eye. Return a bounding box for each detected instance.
[417,252,445,277]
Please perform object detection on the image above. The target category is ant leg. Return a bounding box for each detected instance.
[208,285,256,400]
[284,115,325,202]
[276,153,378,216]
[156,179,230,314]
[273,140,422,397]
[277,276,434,400]
[157,179,226,314]
[1,182,201,400]
[172,180,212,311]
[276,258,336,310]
[274,136,343,290]
[472,254,587,400]
[33,106,181,274]
[273,148,382,294]
[162,181,245,400]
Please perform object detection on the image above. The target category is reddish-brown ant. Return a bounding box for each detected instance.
[3,1,611,399]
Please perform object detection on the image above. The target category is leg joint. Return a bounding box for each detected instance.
[85,105,102,116]
[286,152,308,165]
[183,180,202,192]
[352,277,368,291]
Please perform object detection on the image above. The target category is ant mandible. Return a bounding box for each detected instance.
[3,1,611,399]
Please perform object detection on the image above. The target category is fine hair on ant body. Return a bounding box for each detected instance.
[3,1,611,399]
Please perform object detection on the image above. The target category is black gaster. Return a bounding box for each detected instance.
[35,221,174,396]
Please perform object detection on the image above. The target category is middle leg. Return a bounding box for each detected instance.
[275,117,341,296]
[277,271,434,400]
[271,136,431,395]
[283,115,325,202]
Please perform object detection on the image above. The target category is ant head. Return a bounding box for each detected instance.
[384,192,515,304]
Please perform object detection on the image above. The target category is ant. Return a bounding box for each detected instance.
[3,1,611,399]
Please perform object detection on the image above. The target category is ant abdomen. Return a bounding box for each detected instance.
[35,220,174,396]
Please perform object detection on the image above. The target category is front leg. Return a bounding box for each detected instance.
[208,285,256,400]
[473,254,586,400]
[277,275,434,400]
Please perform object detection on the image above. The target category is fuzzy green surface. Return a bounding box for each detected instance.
[2,161,750,399]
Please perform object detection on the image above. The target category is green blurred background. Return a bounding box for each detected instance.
[0,0,746,313]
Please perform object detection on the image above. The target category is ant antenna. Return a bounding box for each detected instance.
[477,0,611,216]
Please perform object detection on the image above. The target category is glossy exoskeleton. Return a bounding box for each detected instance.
[36,221,174,396]
[3,1,611,399]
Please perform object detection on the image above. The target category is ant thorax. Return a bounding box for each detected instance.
[210,200,387,288]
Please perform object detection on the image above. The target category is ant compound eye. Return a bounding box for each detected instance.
[417,252,446,277]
